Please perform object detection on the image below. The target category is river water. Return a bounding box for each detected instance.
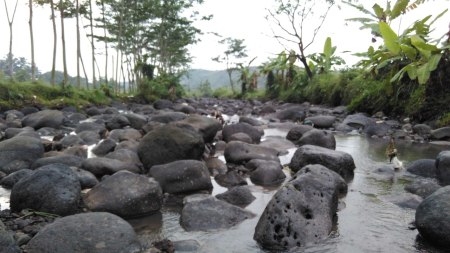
[128,131,449,253]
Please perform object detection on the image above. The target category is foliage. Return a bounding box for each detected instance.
[137,73,185,102]
[196,80,213,97]
[308,37,346,74]
[437,112,450,127]
[0,55,40,82]
[212,87,234,99]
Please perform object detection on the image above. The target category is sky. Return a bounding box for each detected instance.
[0,0,448,80]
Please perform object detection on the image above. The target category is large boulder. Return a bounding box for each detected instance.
[138,125,205,170]
[84,171,163,217]
[10,164,81,215]
[215,186,256,207]
[336,113,375,132]
[81,157,141,177]
[149,160,212,194]
[180,195,255,231]
[105,115,130,130]
[286,125,314,142]
[0,136,44,173]
[275,106,306,122]
[108,129,142,142]
[25,212,141,253]
[31,155,84,169]
[91,139,117,157]
[254,164,344,250]
[413,124,432,137]
[150,112,187,124]
[304,115,336,129]
[224,141,279,165]
[124,113,148,130]
[415,186,450,248]
[405,179,440,198]
[214,170,247,188]
[364,122,391,137]
[436,151,450,185]
[289,145,355,180]
[175,114,222,143]
[0,169,33,189]
[222,123,264,144]
[0,224,20,253]
[75,122,107,137]
[406,159,437,178]
[153,99,174,110]
[22,110,65,129]
[296,129,336,150]
[431,127,450,140]
[248,159,286,186]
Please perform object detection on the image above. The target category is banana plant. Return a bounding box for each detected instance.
[308,37,345,74]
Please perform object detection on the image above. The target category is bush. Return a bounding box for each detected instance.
[137,74,185,102]
[213,87,234,98]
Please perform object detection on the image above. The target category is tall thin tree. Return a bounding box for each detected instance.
[3,0,19,79]
[50,0,57,86]
[76,0,81,87]
[28,0,36,81]
[88,0,96,88]
[59,0,68,87]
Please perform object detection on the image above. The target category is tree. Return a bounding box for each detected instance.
[28,0,36,82]
[3,0,19,79]
[266,0,335,79]
[212,37,248,94]
[0,55,40,81]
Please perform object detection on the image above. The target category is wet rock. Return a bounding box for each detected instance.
[436,151,450,185]
[431,127,450,140]
[413,124,432,137]
[286,125,314,142]
[31,155,84,169]
[0,226,20,253]
[180,195,255,231]
[124,113,148,130]
[86,107,102,116]
[81,157,141,177]
[57,135,86,149]
[222,122,264,144]
[290,145,355,180]
[108,128,142,142]
[224,141,279,164]
[406,159,437,178]
[0,136,44,173]
[22,110,65,129]
[304,115,336,129]
[364,122,391,137]
[10,164,81,215]
[340,113,375,131]
[149,160,212,194]
[84,171,163,217]
[259,104,276,114]
[20,106,39,116]
[239,116,264,126]
[229,132,253,143]
[92,139,117,156]
[138,125,204,170]
[0,169,33,189]
[175,114,222,143]
[384,193,423,209]
[105,149,142,167]
[275,106,306,122]
[297,129,336,150]
[215,186,256,207]
[205,157,227,176]
[153,99,174,110]
[0,160,30,175]
[371,165,396,181]
[150,112,187,124]
[77,130,101,145]
[249,160,286,186]
[70,167,98,189]
[254,164,342,251]
[115,140,140,152]
[105,115,130,130]
[173,240,200,252]
[173,104,196,114]
[26,212,141,253]
[405,179,440,198]
[214,170,247,188]
[75,122,107,137]
[260,136,296,156]
[416,186,450,248]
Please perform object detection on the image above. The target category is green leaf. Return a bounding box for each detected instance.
[400,44,417,60]
[405,65,418,80]
[372,4,385,19]
[430,9,448,26]
[417,64,431,84]
[390,67,406,83]
[390,0,410,20]
[427,54,442,72]
[379,22,401,55]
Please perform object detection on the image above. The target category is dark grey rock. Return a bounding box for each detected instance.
[405,179,440,198]
[124,113,148,130]
[239,116,263,126]
[81,157,141,177]
[150,112,187,124]
[0,228,20,253]
[70,167,98,189]
[249,160,286,186]
[57,135,86,149]
[340,113,375,131]
[26,212,141,253]
[224,141,279,164]
[75,122,107,137]
[77,130,101,145]
[205,157,227,176]
[22,110,65,129]
[431,127,450,140]
[105,149,142,167]
[413,124,432,137]
[229,132,253,143]
[149,160,212,194]
[286,125,314,142]
[290,145,355,180]
[105,115,130,130]
[297,129,336,150]
[304,115,336,129]
[215,186,256,207]
[92,139,117,156]
[214,170,247,188]
[180,195,255,231]
[84,171,163,217]
[137,125,204,170]
[406,159,437,178]
[31,155,84,169]
[222,122,264,144]
[0,169,33,189]
[436,151,450,185]
[153,99,174,110]
[175,114,222,143]
[416,186,450,248]
[364,122,391,137]
[10,164,81,215]
[0,136,44,172]
[275,106,306,122]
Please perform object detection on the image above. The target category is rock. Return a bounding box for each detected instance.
[415,186,450,248]
[413,124,432,137]
[260,104,276,114]
[57,135,86,149]
[384,193,423,209]
[0,169,33,189]
[0,136,44,172]
[173,240,200,252]
[260,137,296,156]
[86,107,102,116]
[228,132,253,143]
[249,160,286,186]
[105,149,142,167]
[77,130,101,145]
[67,167,98,189]
[405,179,440,198]
[175,115,222,143]
[406,159,437,178]
[215,186,256,207]
[275,106,306,122]
[0,228,20,253]
[340,113,375,131]
[84,171,163,217]
[26,212,141,253]
[10,164,81,215]
[138,125,205,170]
[153,99,174,110]
[173,104,196,114]
[123,113,148,130]
[431,127,450,140]
[371,165,396,181]
[31,155,84,169]
[149,160,212,194]
[92,139,117,156]
[239,116,263,126]
[222,123,264,144]
[254,164,342,250]
[290,145,355,180]
[115,140,140,152]
[286,125,313,142]
[304,115,336,129]
[150,112,187,124]
[364,122,391,137]
[81,157,141,177]
[75,122,107,137]
[224,141,279,164]
[180,195,255,231]
[296,129,336,150]
[105,115,130,130]
[0,160,30,175]
[4,127,36,139]
[205,157,227,176]
[436,151,450,185]
[22,110,65,129]
[214,170,247,188]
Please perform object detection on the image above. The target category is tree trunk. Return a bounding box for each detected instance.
[76,0,81,88]
[101,0,108,85]
[28,0,35,82]
[89,0,96,88]
[298,55,313,79]
[4,0,19,79]
[80,54,89,88]
[50,0,57,86]
[59,0,68,88]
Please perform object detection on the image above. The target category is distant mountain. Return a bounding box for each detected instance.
[181,67,266,91]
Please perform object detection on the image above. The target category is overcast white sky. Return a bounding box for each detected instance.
[0,0,448,80]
